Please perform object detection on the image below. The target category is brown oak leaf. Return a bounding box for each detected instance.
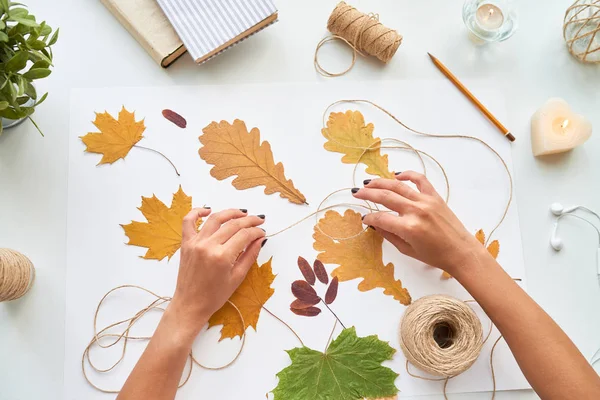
[199,119,307,205]
[313,209,411,305]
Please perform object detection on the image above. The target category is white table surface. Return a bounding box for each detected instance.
[1,1,599,399]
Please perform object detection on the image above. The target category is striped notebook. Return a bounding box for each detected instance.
[156,0,278,64]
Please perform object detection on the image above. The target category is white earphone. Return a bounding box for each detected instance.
[550,203,600,280]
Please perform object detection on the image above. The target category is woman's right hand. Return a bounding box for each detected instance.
[352,171,488,276]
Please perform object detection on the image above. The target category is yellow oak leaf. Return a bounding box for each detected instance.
[199,120,307,205]
[80,107,145,164]
[121,186,198,261]
[322,110,394,178]
[313,209,411,305]
[208,258,275,341]
[442,229,500,279]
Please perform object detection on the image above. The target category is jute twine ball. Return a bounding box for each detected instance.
[0,248,35,302]
[315,1,402,77]
[399,295,483,377]
[564,0,600,63]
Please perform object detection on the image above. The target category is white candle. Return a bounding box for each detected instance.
[531,98,592,157]
[476,4,504,30]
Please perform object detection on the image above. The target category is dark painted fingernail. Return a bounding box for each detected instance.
[261,239,268,248]
[363,179,372,186]
[351,188,360,194]
[257,214,266,219]
[240,208,248,213]
[361,215,366,221]
[203,206,211,209]
[369,226,376,230]
[395,171,402,176]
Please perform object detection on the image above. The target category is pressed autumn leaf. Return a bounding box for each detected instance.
[297,256,315,285]
[290,306,321,317]
[81,107,145,165]
[272,327,399,400]
[313,259,329,284]
[313,209,412,305]
[199,119,307,205]
[121,186,196,261]
[208,258,275,341]
[162,109,187,128]
[291,280,319,304]
[291,298,319,309]
[322,110,394,178]
[325,276,339,305]
[442,229,500,279]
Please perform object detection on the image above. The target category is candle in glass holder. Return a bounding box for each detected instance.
[476,4,504,30]
[463,0,518,43]
[531,98,592,157]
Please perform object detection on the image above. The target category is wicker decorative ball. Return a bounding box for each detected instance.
[564,0,600,63]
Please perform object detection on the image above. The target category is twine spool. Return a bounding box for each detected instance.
[399,295,483,377]
[315,1,403,77]
[0,248,35,302]
[563,0,600,63]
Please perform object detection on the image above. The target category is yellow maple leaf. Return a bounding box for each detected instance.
[322,110,394,178]
[313,209,411,305]
[80,107,145,165]
[199,120,307,205]
[121,186,198,261]
[208,258,275,341]
[441,229,500,279]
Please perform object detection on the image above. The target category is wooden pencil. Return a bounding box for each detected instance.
[428,52,515,142]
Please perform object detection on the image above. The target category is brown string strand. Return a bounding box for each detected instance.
[134,144,181,177]
[262,306,304,347]
[323,99,514,247]
[81,285,246,393]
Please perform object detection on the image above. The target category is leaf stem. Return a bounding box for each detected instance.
[262,306,304,347]
[321,298,346,329]
[28,116,43,136]
[324,319,338,353]
[134,144,180,177]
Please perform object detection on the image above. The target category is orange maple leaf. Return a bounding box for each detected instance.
[442,229,499,279]
[322,110,394,178]
[121,186,198,261]
[199,120,307,205]
[80,107,145,165]
[208,258,275,341]
[313,209,411,305]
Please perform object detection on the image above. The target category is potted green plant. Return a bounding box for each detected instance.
[0,0,58,135]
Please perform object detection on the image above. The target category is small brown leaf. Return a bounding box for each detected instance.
[325,276,339,305]
[297,256,316,285]
[313,259,329,284]
[290,298,319,309]
[162,109,187,128]
[290,306,321,317]
[291,280,320,303]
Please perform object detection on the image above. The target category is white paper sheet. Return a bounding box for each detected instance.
[64,81,530,399]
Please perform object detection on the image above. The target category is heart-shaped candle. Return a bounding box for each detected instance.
[531,98,592,157]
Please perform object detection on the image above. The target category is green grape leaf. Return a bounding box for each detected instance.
[272,327,399,400]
